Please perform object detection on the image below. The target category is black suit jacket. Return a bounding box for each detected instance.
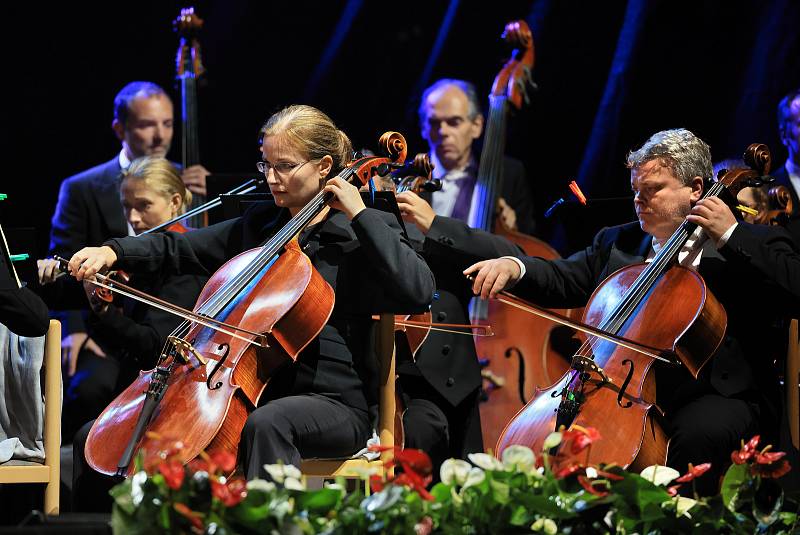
[399,216,524,407]
[513,221,800,414]
[0,253,49,337]
[105,202,435,412]
[422,156,536,235]
[49,157,129,335]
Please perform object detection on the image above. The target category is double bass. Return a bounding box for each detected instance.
[84,133,410,475]
[494,144,772,469]
[174,7,207,228]
[471,20,574,451]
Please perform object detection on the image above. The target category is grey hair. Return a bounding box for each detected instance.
[418,78,482,126]
[626,128,712,185]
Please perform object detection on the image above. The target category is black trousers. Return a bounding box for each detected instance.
[239,394,371,480]
[666,393,760,496]
[62,351,121,443]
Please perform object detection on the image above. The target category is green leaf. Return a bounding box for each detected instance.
[430,482,453,503]
[509,505,529,526]
[489,479,510,505]
[721,463,749,511]
[296,487,341,513]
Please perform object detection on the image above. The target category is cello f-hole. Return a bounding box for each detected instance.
[206,343,230,390]
[617,359,634,408]
[504,346,527,404]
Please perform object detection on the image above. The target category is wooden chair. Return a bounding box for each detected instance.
[0,319,61,514]
[787,319,799,450]
[300,314,396,484]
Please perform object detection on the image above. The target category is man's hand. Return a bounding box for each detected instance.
[686,197,737,244]
[37,258,64,285]
[62,332,106,377]
[496,197,518,231]
[182,164,210,196]
[324,177,366,220]
[463,258,522,299]
[396,191,436,234]
[69,246,118,281]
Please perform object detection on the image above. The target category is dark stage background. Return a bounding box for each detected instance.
[4,0,800,266]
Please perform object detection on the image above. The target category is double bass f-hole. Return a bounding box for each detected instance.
[206,343,230,390]
[504,347,527,405]
[617,359,634,409]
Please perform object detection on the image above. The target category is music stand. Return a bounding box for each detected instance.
[207,173,265,225]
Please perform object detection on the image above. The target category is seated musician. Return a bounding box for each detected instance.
[419,78,536,233]
[67,105,435,487]
[387,182,524,475]
[38,157,207,510]
[465,128,800,495]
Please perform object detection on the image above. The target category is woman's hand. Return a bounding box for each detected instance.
[324,177,366,220]
[68,246,118,281]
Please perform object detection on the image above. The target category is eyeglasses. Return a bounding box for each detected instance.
[256,160,313,176]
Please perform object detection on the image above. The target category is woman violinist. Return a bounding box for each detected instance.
[466,129,800,495]
[68,105,435,481]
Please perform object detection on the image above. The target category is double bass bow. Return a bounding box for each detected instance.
[493,144,772,469]
[83,132,410,476]
[471,20,574,452]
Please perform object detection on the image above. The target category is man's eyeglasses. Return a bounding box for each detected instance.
[256,160,313,176]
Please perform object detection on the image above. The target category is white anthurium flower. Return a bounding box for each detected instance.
[324,481,346,496]
[131,471,147,506]
[530,517,558,534]
[468,452,503,471]
[542,432,562,451]
[502,445,536,472]
[283,464,302,480]
[462,467,486,490]
[246,479,277,493]
[264,463,287,483]
[440,459,472,486]
[640,465,680,487]
[674,496,697,517]
[283,477,306,491]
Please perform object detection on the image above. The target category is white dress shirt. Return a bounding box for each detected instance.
[118,150,136,236]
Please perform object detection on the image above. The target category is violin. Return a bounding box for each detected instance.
[493,144,771,468]
[471,20,576,452]
[83,132,410,476]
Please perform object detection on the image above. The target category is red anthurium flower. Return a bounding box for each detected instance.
[211,476,248,507]
[577,475,609,497]
[554,463,583,479]
[370,474,386,493]
[569,427,602,455]
[159,459,185,490]
[666,485,680,497]
[394,448,433,477]
[210,450,237,474]
[594,468,624,481]
[752,450,791,479]
[731,435,761,465]
[674,463,712,483]
[393,472,434,501]
[174,502,204,531]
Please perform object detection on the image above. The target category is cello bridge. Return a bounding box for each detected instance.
[168,336,208,365]
[571,355,611,385]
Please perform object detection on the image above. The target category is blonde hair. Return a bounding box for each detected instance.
[123,157,192,213]
[259,105,352,174]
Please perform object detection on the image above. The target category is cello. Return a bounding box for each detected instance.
[174,7,207,228]
[84,133,410,475]
[471,20,574,451]
[494,144,772,469]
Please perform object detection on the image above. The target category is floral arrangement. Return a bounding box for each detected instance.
[110,429,799,534]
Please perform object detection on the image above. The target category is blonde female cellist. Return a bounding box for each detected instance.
[466,129,800,495]
[67,105,434,506]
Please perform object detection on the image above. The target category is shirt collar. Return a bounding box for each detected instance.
[119,149,132,171]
